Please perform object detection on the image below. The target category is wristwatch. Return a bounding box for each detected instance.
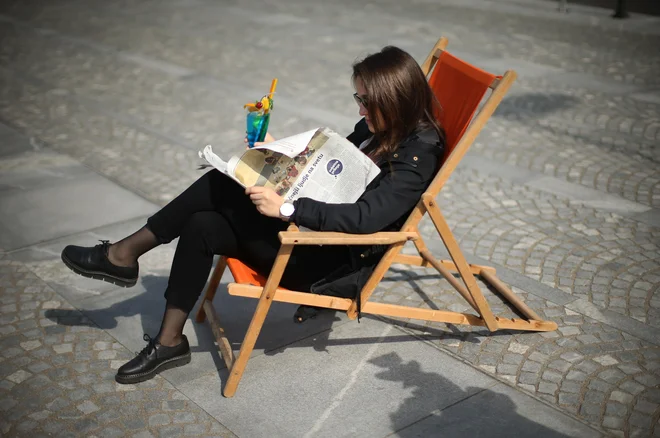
[279,201,295,221]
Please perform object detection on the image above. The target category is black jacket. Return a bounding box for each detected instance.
[291,118,445,305]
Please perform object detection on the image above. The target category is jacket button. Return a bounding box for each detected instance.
[360,253,365,258]
[413,156,418,161]
[393,153,398,158]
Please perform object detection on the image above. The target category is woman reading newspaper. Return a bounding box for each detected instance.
[60,46,446,384]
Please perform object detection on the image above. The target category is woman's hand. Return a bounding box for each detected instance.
[246,186,286,219]
[244,132,276,149]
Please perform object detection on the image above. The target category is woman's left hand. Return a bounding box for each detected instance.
[246,186,285,219]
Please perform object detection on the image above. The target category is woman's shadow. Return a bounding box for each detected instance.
[369,352,574,437]
[44,274,168,331]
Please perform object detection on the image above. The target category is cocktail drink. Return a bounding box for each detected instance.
[244,79,277,148]
[246,111,270,147]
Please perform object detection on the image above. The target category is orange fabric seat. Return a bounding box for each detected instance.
[225,258,289,291]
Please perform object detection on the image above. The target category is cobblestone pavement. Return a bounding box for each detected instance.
[0,0,659,436]
[0,252,236,438]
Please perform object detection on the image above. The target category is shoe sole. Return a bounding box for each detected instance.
[115,352,192,384]
[61,252,138,288]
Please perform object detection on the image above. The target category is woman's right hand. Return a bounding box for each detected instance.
[245,132,276,148]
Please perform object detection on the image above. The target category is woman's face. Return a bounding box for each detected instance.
[354,77,374,133]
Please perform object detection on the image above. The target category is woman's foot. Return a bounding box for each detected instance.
[116,334,191,384]
[61,240,139,287]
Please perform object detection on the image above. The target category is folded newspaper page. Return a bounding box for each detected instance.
[199,127,381,204]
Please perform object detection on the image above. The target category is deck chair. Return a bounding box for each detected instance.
[195,37,559,398]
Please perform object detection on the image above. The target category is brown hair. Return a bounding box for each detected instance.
[352,46,445,159]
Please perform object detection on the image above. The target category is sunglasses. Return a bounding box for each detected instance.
[353,92,368,108]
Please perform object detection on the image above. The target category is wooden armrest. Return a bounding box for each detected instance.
[278,231,418,245]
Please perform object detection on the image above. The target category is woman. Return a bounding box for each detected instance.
[61,46,445,384]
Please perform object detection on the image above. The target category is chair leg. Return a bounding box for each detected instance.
[422,195,499,331]
[194,256,227,323]
[410,232,479,312]
[223,244,293,397]
[480,270,542,321]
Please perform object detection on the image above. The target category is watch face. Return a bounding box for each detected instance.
[280,202,295,217]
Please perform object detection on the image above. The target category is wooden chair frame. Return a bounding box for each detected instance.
[195,37,558,398]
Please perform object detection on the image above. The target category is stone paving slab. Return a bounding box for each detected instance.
[0,138,156,251]
[176,316,602,437]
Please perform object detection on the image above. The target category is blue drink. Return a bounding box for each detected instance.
[246,111,271,148]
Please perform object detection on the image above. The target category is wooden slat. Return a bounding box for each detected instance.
[361,302,557,332]
[420,37,448,76]
[228,284,352,310]
[279,231,418,245]
[202,300,234,370]
[392,254,496,275]
[480,270,542,321]
[223,244,293,398]
[229,285,557,332]
[393,254,435,268]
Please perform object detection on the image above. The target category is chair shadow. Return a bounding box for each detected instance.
[386,265,529,321]
[491,91,653,162]
[44,269,523,379]
[369,352,573,437]
[493,92,581,121]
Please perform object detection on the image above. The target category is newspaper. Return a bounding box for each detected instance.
[199,127,381,204]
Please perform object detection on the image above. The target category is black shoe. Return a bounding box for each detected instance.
[61,240,138,287]
[294,305,323,323]
[116,334,191,384]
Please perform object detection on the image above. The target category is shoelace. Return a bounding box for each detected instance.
[96,239,111,253]
[138,334,157,357]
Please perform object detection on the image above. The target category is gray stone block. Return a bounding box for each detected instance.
[0,151,156,250]
[178,318,498,437]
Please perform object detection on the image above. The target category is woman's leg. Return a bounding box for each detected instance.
[61,170,249,286]
[110,170,242,266]
[116,210,254,384]
[107,227,158,267]
[161,210,242,328]
[146,170,247,245]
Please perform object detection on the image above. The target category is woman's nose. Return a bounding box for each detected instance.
[359,105,368,117]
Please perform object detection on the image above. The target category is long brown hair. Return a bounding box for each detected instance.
[352,46,445,159]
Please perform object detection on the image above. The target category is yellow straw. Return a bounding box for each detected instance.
[264,78,278,114]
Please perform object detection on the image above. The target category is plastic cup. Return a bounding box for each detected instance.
[246,111,271,148]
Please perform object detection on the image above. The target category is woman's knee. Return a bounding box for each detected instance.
[180,211,216,239]
[178,211,237,256]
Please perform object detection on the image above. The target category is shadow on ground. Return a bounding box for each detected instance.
[371,352,573,437]
[43,272,502,371]
[493,93,581,121]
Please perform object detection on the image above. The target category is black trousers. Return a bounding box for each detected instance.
[146,170,347,313]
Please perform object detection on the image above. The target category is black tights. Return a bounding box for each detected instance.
[146,170,346,313]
